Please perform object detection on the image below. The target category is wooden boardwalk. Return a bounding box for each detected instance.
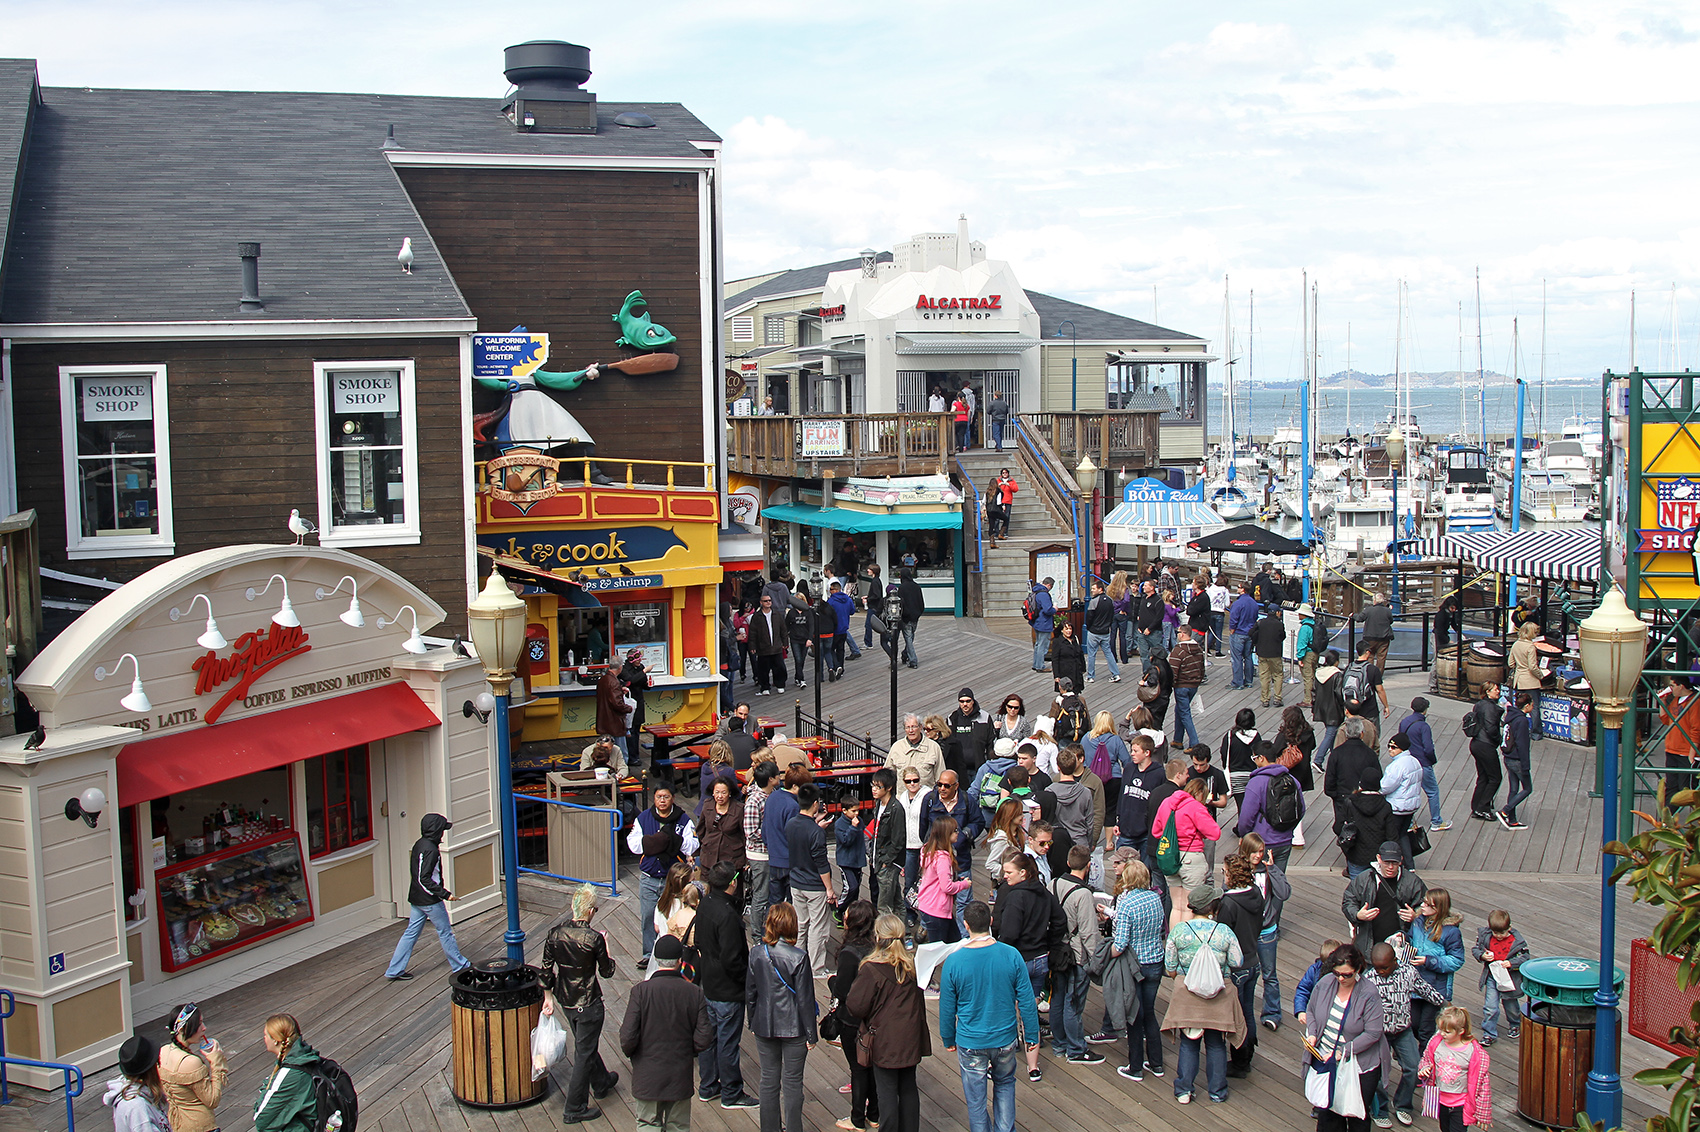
[4,617,1670,1132]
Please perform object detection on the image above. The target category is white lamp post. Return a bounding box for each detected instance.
[1386,433,1406,614]
[466,570,530,965]
[1577,584,1648,1132]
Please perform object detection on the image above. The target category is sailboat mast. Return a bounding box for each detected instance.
[1223,275,1235,481]
[1631,289,1637,370]
[1312,281,1320,460]
[1458,301,1465,438]
[1395,280,1403,442]
[1475,267,1485,449]
[1346,322,1352,438]
[1539,279,1547,440]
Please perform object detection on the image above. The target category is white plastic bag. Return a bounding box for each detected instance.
[1490,959,1517,992]
[1304,1064,1334,1108]
[532,1010,569,1080]
[1334,1052,1365,1118]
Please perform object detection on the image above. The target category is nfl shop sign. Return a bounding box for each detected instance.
[800,420,846,457]
[1636,477,1700,552]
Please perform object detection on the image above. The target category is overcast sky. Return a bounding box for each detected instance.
[5,0,1696,383]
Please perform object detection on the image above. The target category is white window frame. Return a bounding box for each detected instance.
[763,315,788,345]
[59,363,175,560]
[313,360,421,548]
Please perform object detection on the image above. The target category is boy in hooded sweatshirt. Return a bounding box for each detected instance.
[386,812,472,979]
[1044,748,1101,886]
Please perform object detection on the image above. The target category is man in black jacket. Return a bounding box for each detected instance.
[869,769,906,920]
[945,687,995,776]
[898,568,925,668]
[384,813,471,980]
[1253,602,1287,708]
[1468,682,1506,820]
[540,885,621,1122]
[1323,717,1382,843]
[619,935,714,1130]
[1134,579,1166,671]
[746,592,787,695]
[693,863,760,1109]
[991,853,1069,1081]
[1083,578,1122,684]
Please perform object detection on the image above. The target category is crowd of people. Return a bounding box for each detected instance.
[503,575,1553,1132]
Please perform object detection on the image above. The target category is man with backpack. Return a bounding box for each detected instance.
[1236,745,1305,871]
[1027,577,1057,672]
[1051,680,1089,747]
[1253,601,1287,708]
[541,885,623,1122]
[1050,846,1106,1065]
[1293,603,1327,706]
[971,737,1021,826]
[1355,591,1396,672]
[1340,640,1388,737]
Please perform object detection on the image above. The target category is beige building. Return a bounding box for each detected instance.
[725,220,1214,467]
[1,544,501,1083]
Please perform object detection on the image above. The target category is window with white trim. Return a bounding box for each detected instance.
[731,315,755,342]
[60,364,175,559]
[313,361,420,546]
[763,315,788,345]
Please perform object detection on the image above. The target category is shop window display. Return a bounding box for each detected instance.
[305,746,371,857]
[157,835,311,971]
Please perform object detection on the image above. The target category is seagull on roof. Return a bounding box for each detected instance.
[288,509,318,545]
[398,237,415,274]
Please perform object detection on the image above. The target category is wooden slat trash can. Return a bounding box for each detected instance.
[451,957,546,1109]
[1517,957,1622,1128]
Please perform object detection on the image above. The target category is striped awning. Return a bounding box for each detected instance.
[1103,498,1226,545]
[1412,527,1601,584]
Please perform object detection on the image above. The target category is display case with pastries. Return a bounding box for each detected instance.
[156,831,313,972]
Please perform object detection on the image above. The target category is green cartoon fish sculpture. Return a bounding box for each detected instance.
[612,290,677,350]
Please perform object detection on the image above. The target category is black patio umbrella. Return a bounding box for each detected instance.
[1187,524,1313,556]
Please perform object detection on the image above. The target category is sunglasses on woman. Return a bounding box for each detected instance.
[904,777,920,784]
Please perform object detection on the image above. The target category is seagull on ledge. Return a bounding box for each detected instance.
[288,509,318,545]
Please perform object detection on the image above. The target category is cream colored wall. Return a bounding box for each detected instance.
[1161,425,1207,461]
[726,289,828,406]
[1039,344,1108,411]
[0,781,33,984]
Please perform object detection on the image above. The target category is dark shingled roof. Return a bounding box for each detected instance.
[0,84,719,326]
[1028,290,1202,342]
[728,253,893,309]
[0,60,40,303]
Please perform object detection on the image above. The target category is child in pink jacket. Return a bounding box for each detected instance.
[915,817,973,944]
[1151,778,1221,890]
[1418,1006,1493,1131]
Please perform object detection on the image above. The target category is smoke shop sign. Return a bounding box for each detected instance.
[479,526,688,567]
[79,376,153,422]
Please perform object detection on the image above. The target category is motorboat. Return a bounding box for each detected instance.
[1520,471,1591,524]
[1205,479,1257,521]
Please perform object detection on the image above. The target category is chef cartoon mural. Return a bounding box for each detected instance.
[472,291,678,484]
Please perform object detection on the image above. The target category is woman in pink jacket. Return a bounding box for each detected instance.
[915,816,973,943]
[1151,778,1221,891]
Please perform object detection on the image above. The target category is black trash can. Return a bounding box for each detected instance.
[451,957,547,1109]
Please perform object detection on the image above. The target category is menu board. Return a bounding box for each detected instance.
[156,832,313,971]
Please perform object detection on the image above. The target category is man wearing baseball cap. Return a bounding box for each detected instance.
[1341,840,1427,950]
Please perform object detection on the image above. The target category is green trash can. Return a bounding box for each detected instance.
[1516,957,1623,1128]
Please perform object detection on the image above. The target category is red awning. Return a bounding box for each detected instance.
[117,683,441,807]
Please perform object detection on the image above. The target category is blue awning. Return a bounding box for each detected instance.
[762,502,963,533]
[1102,498,1225,544]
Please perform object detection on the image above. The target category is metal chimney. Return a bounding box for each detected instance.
[501,41,597,134]
[237,242,263,312]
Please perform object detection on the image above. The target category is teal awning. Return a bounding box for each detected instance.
[763,502,963,533]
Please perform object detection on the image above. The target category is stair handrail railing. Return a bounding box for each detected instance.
[953,457,984,575]
[1012,416,1088,597]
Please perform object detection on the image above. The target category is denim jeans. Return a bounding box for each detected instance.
[1086,631,1120,680]
[1174,685,1201,747]
[1126,960,1166,1070]
[560,998,617,1114]
[1052,964,1091,1057]
[767,871,791,913]
[1346,862,1372,879]
[1209,611,1226,653]
[956,1043,1019,1132]
[1482,982,1520,1039]
[757,1036,807,1132]
[1315,724,1340,769]
[1023,954,1050,1006]
[1229,965,1260,1070]
[386,901,470,976]
[1376,1026,1421,1115]
[864,608,879,647]
[1033,631,1050,671]
[1175,1028,1228,1100]
[990,421,1005,450]
[1230,632,1254,687]
[901,621,919,666]
[639,873,666,960]
[875,864,905,920]
[697,998,746,1102]
[1503,757,1533,821]
[1421,764,1445,825]
[1138,630,1166,671]
[1257,932,1283,1026]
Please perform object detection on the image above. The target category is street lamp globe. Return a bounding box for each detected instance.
[1074,454,1099,495]
[467,571,528,682]
[1578,585,1648,723]
[1385,433,1405,467]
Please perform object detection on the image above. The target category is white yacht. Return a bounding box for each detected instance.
[1520,471,1591,524]
[1439,446,1496,534]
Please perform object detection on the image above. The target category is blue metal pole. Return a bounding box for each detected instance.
[1300,380,1314,603]
[1510,380,1526,608]
[493,689,526,965]
[1585,718,1623,1129]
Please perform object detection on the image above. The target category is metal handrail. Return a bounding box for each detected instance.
[515,796,624,895]
[953,457,984,574]
[0,988,10,1105]
[0,1051,83,1132]
[1012,417,1085,593]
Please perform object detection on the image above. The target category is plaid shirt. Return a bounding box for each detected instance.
[744,788,770,858]
[1369,960,1446,1033]
[1112,887,1168,964]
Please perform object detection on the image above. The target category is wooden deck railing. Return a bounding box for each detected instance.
[1024,411,1162,472]
[726,413,954,478]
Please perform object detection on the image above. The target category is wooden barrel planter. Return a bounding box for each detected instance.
[1434,654,1465,700]
[451,957,547,1109]
[1464,643,1506,700]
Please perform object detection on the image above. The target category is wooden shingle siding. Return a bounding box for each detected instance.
[10,337,470,631]
[396,166,708,466]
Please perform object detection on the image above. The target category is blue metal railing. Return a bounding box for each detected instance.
[953,457,984,574]
[1012,418,1086,593]
[1,985,85,1131]
[514,796,624,895]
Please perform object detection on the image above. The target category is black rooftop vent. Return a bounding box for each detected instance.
[613,111,655,128]
[502,41,596,134]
